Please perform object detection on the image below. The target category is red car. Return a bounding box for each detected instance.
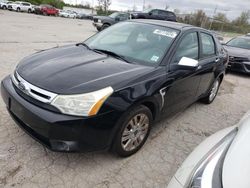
[34,4,58,16]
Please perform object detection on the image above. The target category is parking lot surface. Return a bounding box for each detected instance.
[1,10,250,188]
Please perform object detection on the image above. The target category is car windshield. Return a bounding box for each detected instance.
[85,22,179,66]
[226,37,250,50]
[109,12,120,18]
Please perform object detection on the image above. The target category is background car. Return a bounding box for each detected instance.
[34,4,58,16]
[167,111,250,188]
[93,12,130,31]
[76,13,87,19]
[7,1,33,13]
[0,0,12,9]
[223,36,250,74]
[130,9,177,22]
[59,10,77,18]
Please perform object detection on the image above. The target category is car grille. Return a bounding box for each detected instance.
[245,63,250,70]
[11,72,57,104]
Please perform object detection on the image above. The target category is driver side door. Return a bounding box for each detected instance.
[161,31,201,116]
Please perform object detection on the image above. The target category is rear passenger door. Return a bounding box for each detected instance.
[196,32,218,97]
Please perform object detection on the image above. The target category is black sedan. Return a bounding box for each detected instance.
[130,9,177,22]
[223,36,250,74]
[1,20,227,157]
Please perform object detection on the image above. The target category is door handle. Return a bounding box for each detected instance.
[215,58,220,63]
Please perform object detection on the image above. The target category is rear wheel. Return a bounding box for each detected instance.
[112,105,152,157]
[16,7,20,12]
[201,77,221,104]
[28,9,31,13]
[2,5,7,10]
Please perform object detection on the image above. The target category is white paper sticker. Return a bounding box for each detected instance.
[153,29,178,38]
[151,55,159,62]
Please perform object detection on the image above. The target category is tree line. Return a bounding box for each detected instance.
[177,10,250,34]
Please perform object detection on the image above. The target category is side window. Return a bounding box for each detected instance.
[119,14,128,21]
[174,32,199,63]
[200,33,216,57]
[159,11,168,16]
[150,10,158,15]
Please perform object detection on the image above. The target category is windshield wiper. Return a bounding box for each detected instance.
[76,42,91,50]
[92,49,132,64]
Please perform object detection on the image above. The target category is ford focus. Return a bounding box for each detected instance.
[1,20,227,157]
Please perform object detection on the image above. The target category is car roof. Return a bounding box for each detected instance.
[129,19,199,31]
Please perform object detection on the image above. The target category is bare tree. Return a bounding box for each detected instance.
[146,4,152,10]
[97,0,111,13]
[233,10,250,26]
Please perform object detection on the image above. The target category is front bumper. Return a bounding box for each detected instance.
[1,76,120,152]
[92,22,103,30]
[227,61,250,74]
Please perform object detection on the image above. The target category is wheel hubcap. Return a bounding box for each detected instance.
[121,113,149,151]
[209,80,219,101]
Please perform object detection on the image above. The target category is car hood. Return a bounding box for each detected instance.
[222,111,250,188]
[16,45,153,94]
[223,45,250,59]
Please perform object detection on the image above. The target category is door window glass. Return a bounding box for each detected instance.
[174,32,199,63]
[201,33,216,57]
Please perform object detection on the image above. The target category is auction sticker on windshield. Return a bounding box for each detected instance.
[153,29,178,38]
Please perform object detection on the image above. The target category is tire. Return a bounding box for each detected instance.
[43,12,47,16]
[200,77,221,104]
[2,5,7,10]
[28,9,31,13]
[16,7,20,12]
[112,105,153,157]
[101,24,110,31]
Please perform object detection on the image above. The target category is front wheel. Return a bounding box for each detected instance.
[201,78,221,104]
[101,24,110,31]
[16,7,20,12]
[112,105,152,157]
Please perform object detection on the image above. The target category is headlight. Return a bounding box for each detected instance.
[98,19,102,23]
[51,87,113,117]
[188,128,237,188]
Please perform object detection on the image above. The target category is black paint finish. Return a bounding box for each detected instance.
[1,20,227,152]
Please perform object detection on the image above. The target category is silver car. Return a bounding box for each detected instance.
[168,111,250,188]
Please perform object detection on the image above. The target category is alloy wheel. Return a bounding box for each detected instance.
[209,80,219,102]
[121,113,149,151]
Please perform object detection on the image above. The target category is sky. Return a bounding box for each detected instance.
[65,0,250,20]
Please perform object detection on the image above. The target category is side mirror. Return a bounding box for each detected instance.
[178,57,198,67]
